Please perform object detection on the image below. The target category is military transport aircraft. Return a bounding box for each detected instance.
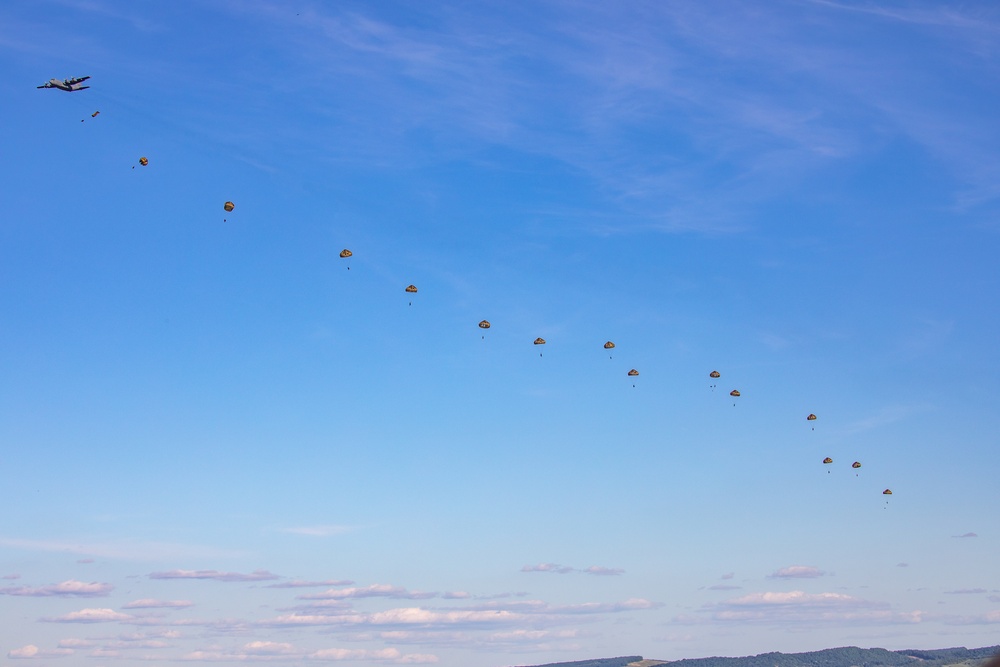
[37,76,90,91]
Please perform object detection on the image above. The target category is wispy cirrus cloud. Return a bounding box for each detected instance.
[122,598,194,609]
[267,579,355,589]
[148,569,279,582]
[521,563,574,574]
[769,565,826,579]
[521,563,624,575]
[279,525,354,537]
[944,588,987,595]
[0,537,244,561]
[42,608,134,623]
[953,532,978,538]
[0,580,113,597]
[299,584,436,601]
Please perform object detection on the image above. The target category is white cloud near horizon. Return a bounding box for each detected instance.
[7,644,74,659]
[699,590,925,626]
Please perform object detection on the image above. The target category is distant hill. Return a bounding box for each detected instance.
[512,645,1000,667]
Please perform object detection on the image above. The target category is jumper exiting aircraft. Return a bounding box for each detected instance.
[37,76,90,91]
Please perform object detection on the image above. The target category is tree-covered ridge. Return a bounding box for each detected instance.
[515,646,1000,667]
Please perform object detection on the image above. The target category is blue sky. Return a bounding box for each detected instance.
[1,1,998,665]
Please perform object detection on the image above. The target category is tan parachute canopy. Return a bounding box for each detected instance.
[91,111,100,118]
[604,341,615,349]
[339,249,352,258]
[628,369,639,376]
[534,338,545,345]
[823,457,833,464]
[883,489,893,495]
[223,201,235,212]
[807,413,817,421]
[730,389,740,397]
[138,156,148,166]
[852,461,862,468]
[710,370,721,378]
[479,320,491,329]
[405,285,417,293]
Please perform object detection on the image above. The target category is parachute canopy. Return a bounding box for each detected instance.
[852,462,862,469]
[533,338,546,345]
[223,201,235,212]
[339,249,352,258]
[823,457,833,464]
[479,320,491,329]
[602,341,614,349]
[710,370,721,378]
[730,389,740,397]
[405,285,418,293]
[138,156,148,166]
[91,111,100,118]
[628,369,639,376]
[883,489,893,495]
[807,413,817,421]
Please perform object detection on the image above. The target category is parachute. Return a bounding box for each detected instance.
[405,285,418,293]
[223,201,235,212]
[852,461,861,469]
[627,369,639,376]
[807,414,817,421]
[730,390,740,397]
[91,111,100,118]
[883,489,892,495]
[823,457,833,464]
[138,156,148,166]
[604,341,615,359]
[339,249,352,258]
[709,370,720,392]
[479,320,491,329]
[534,337,546,356]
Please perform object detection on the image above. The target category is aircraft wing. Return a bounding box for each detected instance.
[67,76,90,85]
